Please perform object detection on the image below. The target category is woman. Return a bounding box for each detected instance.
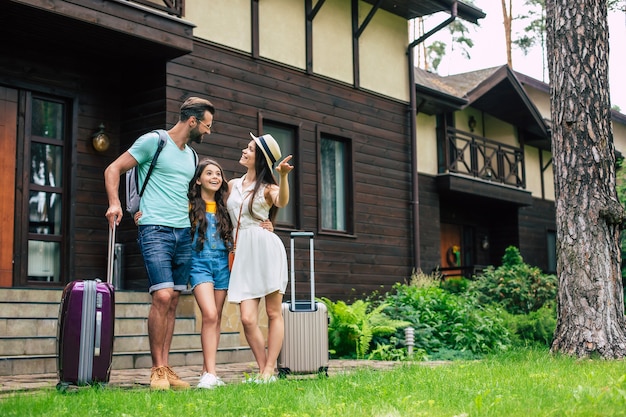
[227,132,293,383]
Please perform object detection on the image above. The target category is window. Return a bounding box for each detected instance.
[263,122,297,228]
[319,134,352,234]
[546,230,556,274]
[24,95,67,283]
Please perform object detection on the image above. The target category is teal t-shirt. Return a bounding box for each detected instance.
[128,131,195,228]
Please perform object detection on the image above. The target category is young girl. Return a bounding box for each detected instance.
[141,158,274,388]
[227,132,293,383]
[188,158,232,389]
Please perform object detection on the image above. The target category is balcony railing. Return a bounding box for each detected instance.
[439,127,525,189]
[130,0,183,17]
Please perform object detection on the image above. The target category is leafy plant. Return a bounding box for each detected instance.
[367,341,427,362]
[440,276,470,294]
[320,298,411,359]
[501,304,557,347]
[470,246,557,315]
[384,281,510,355]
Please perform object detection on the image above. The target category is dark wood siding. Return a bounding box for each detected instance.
[0,0,194,289]
[165,41,413,300]
[518,198,556,272]
[418,174,441,272]
[0,33,170,290]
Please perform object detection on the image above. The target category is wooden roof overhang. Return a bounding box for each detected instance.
[2,0,194,63]
[361,0,485,23]
[464,66,550,150]
[415,65,552,150]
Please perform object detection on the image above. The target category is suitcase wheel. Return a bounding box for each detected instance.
[56,382,70,393]
[278,368,290,379]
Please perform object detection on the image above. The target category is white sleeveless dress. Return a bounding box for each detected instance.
[226,176,288,303]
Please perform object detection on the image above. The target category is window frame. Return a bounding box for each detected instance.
[15,92,71,286]
[316,126,355,237]
[546,229,557,274]
[257,112,301,231]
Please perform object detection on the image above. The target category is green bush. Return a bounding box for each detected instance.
[440,276,470,294]
[501,304,557,347]
[383,281,510,355]
[470,246,557,315]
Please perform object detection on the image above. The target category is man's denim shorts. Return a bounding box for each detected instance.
[189,249,230,291]
[138,225,192,294]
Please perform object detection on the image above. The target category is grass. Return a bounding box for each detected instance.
[2,348,626,416]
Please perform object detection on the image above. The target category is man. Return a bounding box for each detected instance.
[104,97,215,390]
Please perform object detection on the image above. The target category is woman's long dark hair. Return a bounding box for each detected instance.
[248,142,280,223]
[188,158,233,251]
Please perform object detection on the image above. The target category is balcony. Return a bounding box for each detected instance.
[5,0,194,62]
[436,127,532,206]
[131,0,183,17]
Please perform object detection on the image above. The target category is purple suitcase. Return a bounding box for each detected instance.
[278,232,329,378]
[57,223,116,385]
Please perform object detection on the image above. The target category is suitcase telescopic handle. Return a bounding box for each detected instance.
[106,219,117,285]
[290,232,315,311]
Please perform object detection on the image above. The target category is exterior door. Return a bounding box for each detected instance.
[440,223,462,270]
[0,87,17,287]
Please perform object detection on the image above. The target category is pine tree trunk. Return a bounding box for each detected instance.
[546,0,626,358]
[501,0,513,68]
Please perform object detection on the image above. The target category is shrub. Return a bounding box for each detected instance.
[440,276,470,294]
[501,304,557,347]
[383,281,510,355]
[470,246,557,315]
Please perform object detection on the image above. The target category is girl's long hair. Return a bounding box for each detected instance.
[248,143,279,223]
[188,158,233,251]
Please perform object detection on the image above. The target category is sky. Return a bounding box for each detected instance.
[423,1,626,111]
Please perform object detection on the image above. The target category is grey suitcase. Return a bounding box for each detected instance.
[278,232,329,378]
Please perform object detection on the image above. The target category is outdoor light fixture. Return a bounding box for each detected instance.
[92,123,110,153]
[481,235,490,250]
[468,115,477,132]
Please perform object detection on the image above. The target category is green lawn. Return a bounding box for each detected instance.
[2,348,626,416]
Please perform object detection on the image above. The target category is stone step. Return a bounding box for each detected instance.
[0,287,153,302]
[0,331,242,356]
[0,288,257,377]
[0,317,58,337]
[113,317,198,336]
[0,288,63,303]
[0,301,160,319]
[0,316,198,338]
[0,301,60,318]
[0,336,56,356]
[0,345,254,377]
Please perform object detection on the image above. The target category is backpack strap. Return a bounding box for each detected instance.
[138,130,167,197]
[189,145,198,167]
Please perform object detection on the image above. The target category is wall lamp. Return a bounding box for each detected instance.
[468,115,477,132]
[481,235,490,251]
[92,123,110,153]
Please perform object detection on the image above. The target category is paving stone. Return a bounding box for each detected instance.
[0,360,428,395]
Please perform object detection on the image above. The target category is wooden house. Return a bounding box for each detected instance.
[0,0,486,298]
[415,66,626,279]
[3,0,626,376]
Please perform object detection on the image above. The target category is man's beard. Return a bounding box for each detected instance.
[191,131,204,144]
